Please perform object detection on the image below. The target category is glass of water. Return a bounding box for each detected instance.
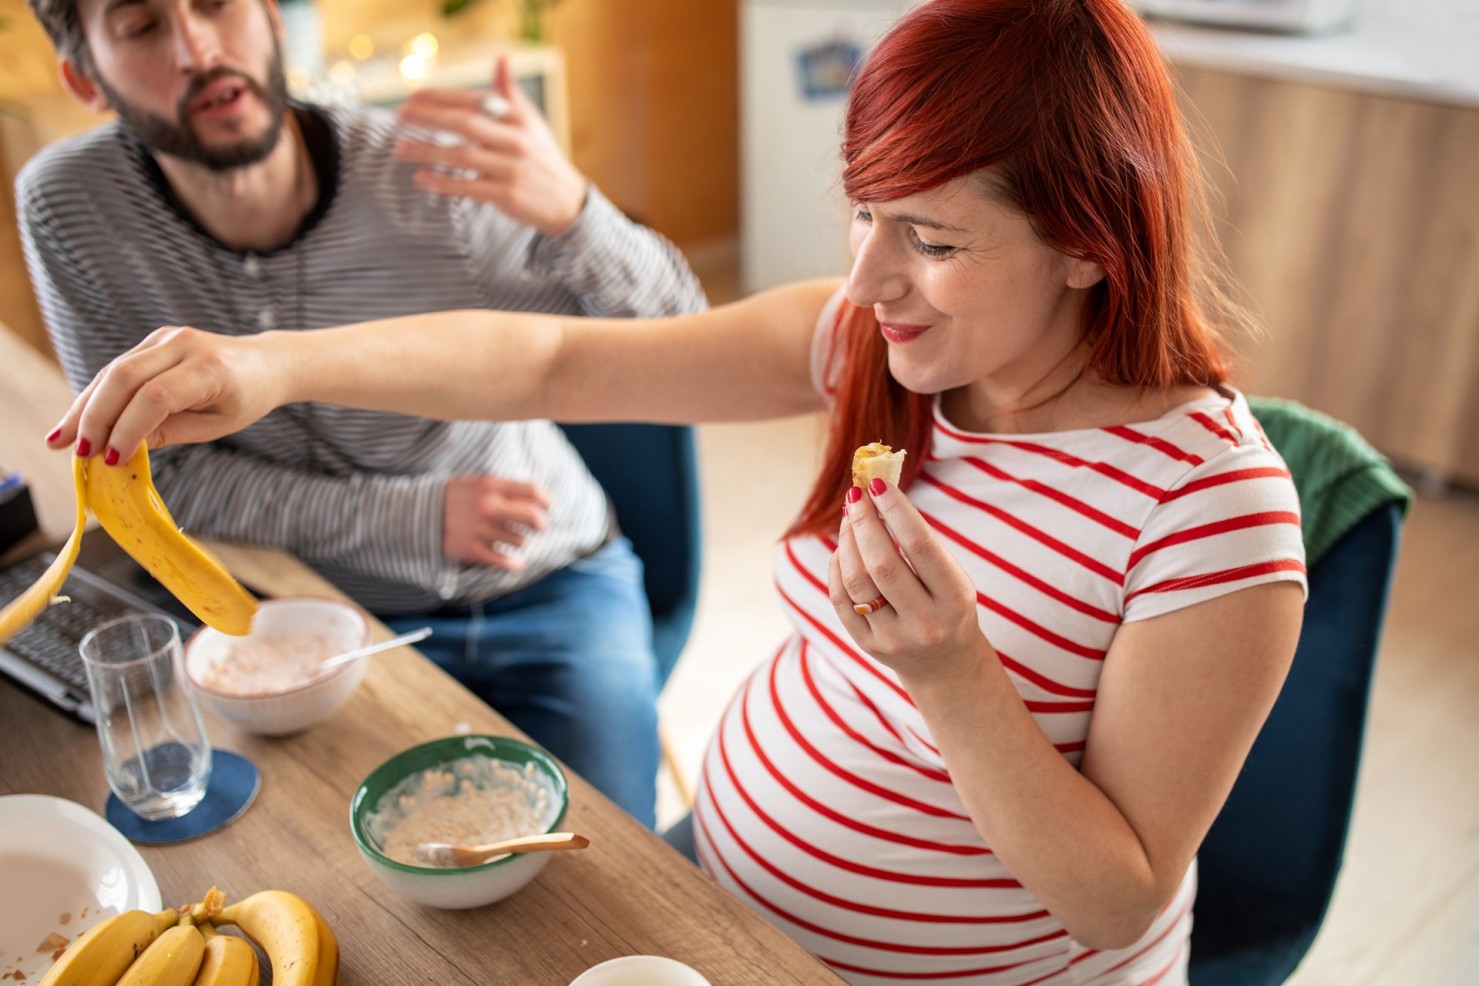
[79,614,212,820]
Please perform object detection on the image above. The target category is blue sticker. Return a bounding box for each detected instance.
[796,39,864,101]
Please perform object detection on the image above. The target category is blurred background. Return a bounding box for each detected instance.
[0,2,1475,983]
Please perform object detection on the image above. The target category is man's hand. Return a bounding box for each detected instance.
[394,56,588,238]
[443,475,552,572]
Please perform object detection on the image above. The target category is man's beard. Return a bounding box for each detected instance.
[98,46,289,172]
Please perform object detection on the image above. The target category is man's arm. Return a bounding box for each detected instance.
[393,62,708,319]
[522,186,708,318]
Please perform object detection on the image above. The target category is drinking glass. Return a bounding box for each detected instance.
[79,614,212,820]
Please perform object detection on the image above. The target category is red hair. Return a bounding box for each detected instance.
[789,0,1242,538]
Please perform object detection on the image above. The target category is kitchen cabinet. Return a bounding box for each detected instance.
[1172,64,1479,486]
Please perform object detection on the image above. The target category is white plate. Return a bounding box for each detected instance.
[0,794,162,982]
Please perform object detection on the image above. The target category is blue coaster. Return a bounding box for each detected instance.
[105,749,260,845]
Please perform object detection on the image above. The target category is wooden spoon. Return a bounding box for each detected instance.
[417,832,590,868]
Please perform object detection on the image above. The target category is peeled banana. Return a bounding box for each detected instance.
[79,446,257,635]
[0,458,87,647]
[114,912,205,986]
[192,924,260,986]
[37,906,179,986]
[211,890,333,986]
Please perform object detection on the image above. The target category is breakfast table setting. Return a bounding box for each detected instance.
[0,539,848,986]
[0,320,845,985]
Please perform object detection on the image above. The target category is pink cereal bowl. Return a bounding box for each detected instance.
[185,596,371,736]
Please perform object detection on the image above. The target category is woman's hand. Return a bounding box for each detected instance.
[393,56,588,238]
[45,326,289,462]
[828,478,986,681]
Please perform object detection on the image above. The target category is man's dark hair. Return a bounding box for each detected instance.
[27,0,90,71]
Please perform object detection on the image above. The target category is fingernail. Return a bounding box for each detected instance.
[869,477,887,496]
[45,427,62,444]
[846,485,862,504]
[75,437,91,457]
[104,447,120,466]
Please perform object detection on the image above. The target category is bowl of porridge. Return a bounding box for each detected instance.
[184,597,371,736]
[350,735,571,909]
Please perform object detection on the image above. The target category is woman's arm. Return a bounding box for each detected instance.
[911,581,1302,949]
[51,279,838,460]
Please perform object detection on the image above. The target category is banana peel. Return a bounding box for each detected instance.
[0,447,257,646]
[79,446,256,635]
[0,460,86,647]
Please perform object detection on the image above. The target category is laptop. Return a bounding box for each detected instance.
[0,531,197,725]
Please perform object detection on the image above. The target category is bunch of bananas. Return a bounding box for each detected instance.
[37,886,338,986]
[0,445,258,646]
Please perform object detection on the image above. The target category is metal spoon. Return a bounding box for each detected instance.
[313,626,433,677]
[417,832,591,868]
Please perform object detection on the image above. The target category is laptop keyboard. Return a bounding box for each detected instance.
[0,554,120,692]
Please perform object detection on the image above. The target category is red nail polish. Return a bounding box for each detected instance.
[846,485,862,504]
[104,447,120,466]
[75,437,91,457]
[869,477,887,496]
[45,427,62,444]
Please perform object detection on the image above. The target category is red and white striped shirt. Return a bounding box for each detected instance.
[694,376,1306,984]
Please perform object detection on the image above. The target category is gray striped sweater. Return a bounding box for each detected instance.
[16,103,706,614]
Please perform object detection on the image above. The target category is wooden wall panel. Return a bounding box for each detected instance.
[546,0,739,246]
[1175,66,1479,486]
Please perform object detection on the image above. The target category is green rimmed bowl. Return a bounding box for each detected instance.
[350,735,570,909]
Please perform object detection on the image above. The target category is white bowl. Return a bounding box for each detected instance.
[185,597,370,736]
[569,956,711,986]
[350,735,571,910]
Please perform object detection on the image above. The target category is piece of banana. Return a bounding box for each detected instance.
[78,446,257,635]
[191,924,260,986]
[0,458,88,647]
[37,907,179,986]
[211,890,333,986]
[115,912,206,986]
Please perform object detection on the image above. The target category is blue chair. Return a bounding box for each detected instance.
[1190,400,1410,985]
[556,423,702,688]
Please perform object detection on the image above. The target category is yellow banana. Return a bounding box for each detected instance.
[211,890,329,986]
[114,911,206,986]
[191,924,260,986]
[0,458,87,647]
[309,907,339,986]
[37,907,179,986]
[79,446,257,635]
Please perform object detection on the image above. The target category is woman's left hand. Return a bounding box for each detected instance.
[393,56,588,238]
[829,478,985,681]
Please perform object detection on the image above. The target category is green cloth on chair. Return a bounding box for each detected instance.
[1246,396,1413,565]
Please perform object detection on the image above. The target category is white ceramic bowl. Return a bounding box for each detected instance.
[569,956,711,986]
[184,597,370,736]
[350,735,571,910]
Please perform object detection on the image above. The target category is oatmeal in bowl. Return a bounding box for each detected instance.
[185,597,371,735]
[350,735,571,909]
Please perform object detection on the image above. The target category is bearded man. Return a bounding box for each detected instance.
[17,0,708,828]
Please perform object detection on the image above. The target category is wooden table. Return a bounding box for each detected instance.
[0,321,845,984]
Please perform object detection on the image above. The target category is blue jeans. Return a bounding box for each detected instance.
[381,538,659,828]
